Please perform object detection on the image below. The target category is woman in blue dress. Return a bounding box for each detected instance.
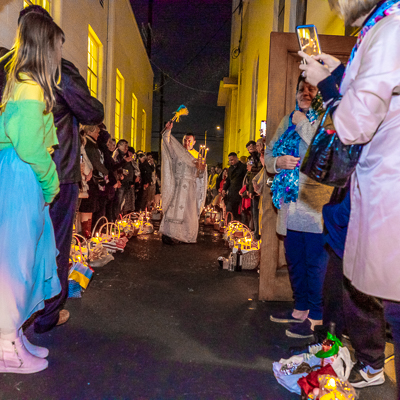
[0,12,64,374]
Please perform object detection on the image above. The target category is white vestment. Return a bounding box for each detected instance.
[159,128,207,243]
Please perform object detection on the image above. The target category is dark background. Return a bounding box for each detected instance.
[129,0,233,165]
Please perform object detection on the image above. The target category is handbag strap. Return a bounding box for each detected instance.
[320,96,343,127]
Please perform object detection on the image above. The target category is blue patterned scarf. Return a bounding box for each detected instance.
[271,95,323,209]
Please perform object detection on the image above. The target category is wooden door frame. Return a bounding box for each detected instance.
[259,32,356,301]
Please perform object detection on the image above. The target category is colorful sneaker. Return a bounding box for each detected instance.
[285,319,314,339]
[270,310,306,324]
[348,361,385,388]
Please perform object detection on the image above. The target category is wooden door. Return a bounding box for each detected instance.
[259,32,356,301]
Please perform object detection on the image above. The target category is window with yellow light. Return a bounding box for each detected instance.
[115,69,125,141]
[87,26,102,99]
[24,0,51,13]
[131,94,138,148]
[141,109,147,152]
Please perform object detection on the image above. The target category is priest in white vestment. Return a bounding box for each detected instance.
[160,122,207,244]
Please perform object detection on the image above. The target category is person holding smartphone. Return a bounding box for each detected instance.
[298,0,400,392]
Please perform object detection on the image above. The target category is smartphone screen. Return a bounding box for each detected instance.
[296,25,321,57]
[260,120,266,137]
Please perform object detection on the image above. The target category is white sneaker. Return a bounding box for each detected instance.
[349,361,385,388]
[19,329,49,359]
[0,337,48,374]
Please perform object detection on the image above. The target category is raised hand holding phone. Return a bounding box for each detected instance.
[298,51,330,87]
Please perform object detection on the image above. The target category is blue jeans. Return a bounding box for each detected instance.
[284,230,328,320]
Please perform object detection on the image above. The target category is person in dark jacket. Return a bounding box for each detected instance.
[112,139,134,219]
[79,125,108,237]
[136,153,153,211]
[0,5,104,334]
[95,126,126,223]
[222,152,247,220]
[246,141,263,240]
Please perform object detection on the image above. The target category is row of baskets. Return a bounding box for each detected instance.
[68,211,160,297]
[202,208,261,270]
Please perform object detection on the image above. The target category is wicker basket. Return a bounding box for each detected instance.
[242,249,260,270]
[231,249,260,270]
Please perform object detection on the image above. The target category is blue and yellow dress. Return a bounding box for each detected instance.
[0,74,61,331]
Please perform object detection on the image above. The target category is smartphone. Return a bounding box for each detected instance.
[296,25,321,59]
[260,120,267,137]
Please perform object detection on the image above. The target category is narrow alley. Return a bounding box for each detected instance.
[0,223,396,399]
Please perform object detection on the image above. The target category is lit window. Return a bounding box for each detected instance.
[115,69,125,141]
[141,109,147,152]
[131,94,138,148]
[87,26,102,99]
[24,0,51,13]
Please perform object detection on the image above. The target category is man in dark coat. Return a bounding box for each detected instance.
[222,152,247,220]
[112,139,134,218]
[0,5,105,333]
[136,153,153,211]
[246,141,263,239]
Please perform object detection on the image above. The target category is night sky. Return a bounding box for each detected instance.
[129,0,232,164]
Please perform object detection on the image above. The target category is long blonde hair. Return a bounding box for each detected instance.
[328,0,380,25]
[1,12,64,113]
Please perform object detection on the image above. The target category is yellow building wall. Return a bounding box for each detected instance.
[306,0,345,36]
[0,0,153,151]
[0,1,22,49]
[222,0,275,166]
[58,0,108,104]
[221,0,346,165]
[113,0,153,152]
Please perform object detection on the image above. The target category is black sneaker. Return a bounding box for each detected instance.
[285,319,314,339]
[162,235,175,245]
[348,360,385,388]
[270,310,306,324]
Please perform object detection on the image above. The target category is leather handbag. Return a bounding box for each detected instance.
[300,99,363,187]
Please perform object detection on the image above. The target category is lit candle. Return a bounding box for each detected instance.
[204,148,209,164]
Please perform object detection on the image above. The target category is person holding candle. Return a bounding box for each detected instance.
[160,122,207,244]
[266,74,333,339]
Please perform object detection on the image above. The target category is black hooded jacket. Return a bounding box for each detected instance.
[0,48,104,184]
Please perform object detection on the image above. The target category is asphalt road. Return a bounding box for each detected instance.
[0,223,397,399]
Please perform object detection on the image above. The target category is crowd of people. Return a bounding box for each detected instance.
[78,124,161,239]
[0,5,164,374]
[1,1,400,398]
[267,0,400,395]
[205,139,264,241]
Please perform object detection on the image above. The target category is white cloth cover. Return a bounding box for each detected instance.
[159,128,207,243]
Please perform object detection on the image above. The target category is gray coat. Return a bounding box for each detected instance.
[265,115,333,236]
